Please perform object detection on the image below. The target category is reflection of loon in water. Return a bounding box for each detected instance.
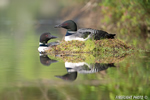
[55,62,115,81]
[38,54,115,81]
[39,54,77,81]
[39,54,58,66]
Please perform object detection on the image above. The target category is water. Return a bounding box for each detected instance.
[0,1,149,99]
[0,19,150,100]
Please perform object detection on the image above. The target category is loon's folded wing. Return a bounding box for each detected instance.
[77,28,96,39]
[77,28,115,40]
[68,28,102,39]
[77,28,96,34]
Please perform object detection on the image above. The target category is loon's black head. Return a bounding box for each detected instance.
[40,32,57,44]
[55,20,77,31]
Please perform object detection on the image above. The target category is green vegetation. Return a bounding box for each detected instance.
[47,39,134,54]
[46,39,133,63]
[48,52,129,64]
[100,0,150,49]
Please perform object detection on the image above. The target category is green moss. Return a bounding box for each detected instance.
[46,39,134,63]
[46,50,132,63]
[47,39,133,54]
[83,40,95,52]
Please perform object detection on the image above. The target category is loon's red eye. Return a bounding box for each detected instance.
[45,35,48,37]
[63,23,68,26]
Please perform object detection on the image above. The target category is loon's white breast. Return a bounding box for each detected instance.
[65,34,91,41]
[38,42,49,52]
[38,46,49,52]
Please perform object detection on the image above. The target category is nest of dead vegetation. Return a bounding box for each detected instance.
[47,39,133,55]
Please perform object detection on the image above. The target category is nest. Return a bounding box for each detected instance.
[47,39,133,54]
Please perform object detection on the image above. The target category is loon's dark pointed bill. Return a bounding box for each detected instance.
[50,35,57,39]
[55,76,62,78]
[54,24,62,28]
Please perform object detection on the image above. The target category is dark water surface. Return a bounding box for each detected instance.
[0,20,150,100]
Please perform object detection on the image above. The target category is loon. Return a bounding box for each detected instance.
[55,20,116,41]
[38,32,59,53]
